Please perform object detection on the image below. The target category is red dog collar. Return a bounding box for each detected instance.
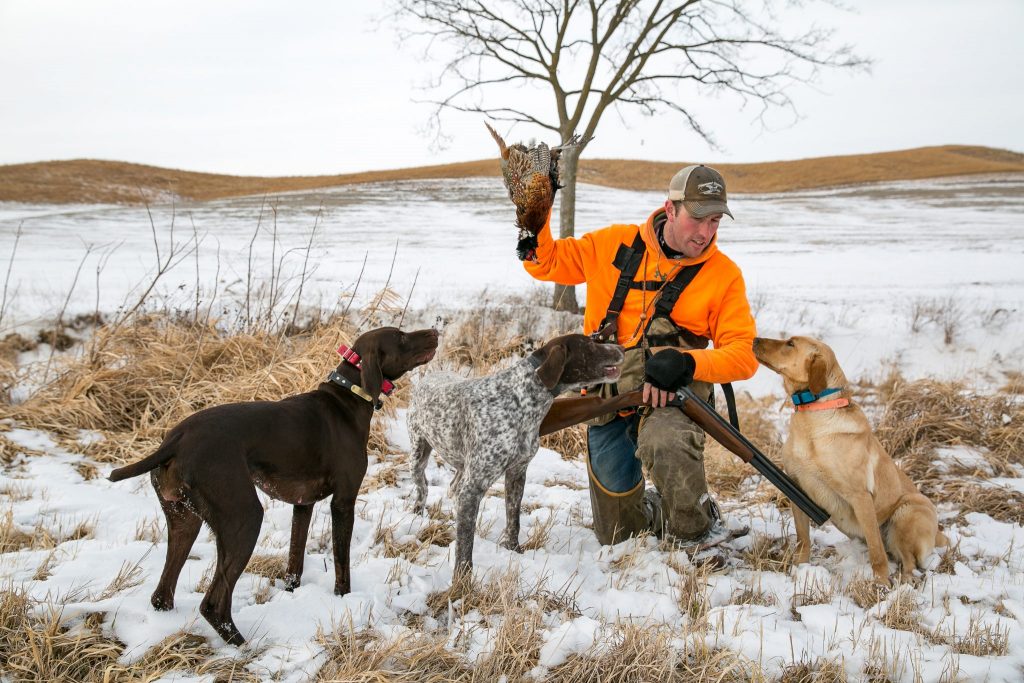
[336,345,395,395]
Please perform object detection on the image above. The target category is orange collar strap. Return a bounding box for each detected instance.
[795,397,850,412]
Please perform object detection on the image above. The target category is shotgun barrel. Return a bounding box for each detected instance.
[673,386,829,526]
[539,386,830,526]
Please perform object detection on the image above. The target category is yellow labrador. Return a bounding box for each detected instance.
[753,336,946,585]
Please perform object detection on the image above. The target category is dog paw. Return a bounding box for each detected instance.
[150,593,174,611]
[498,536,522,553]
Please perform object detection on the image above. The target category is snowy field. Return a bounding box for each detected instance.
[1,174,1022,390]
[1,174,1023,681]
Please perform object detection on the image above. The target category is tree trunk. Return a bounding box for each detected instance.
[551,146,581,313]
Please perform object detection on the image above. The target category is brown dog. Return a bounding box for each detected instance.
[753,335,946,585]
[109,326,439,645]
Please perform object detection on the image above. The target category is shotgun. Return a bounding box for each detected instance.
[540,386,830,526]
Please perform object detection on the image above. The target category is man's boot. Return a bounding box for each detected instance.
[586,469,652,545]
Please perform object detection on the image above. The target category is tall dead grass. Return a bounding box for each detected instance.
[876,379,1023,468]
[1,313,396,464]
[874,378,1024,517]
[0,586,262,681]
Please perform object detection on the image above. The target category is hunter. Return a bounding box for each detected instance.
[523,164,758,544]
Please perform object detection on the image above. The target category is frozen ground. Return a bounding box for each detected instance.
[0,174,1023,680]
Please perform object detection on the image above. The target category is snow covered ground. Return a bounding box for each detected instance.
[0,174,1022,680]
[1,174,1021,389]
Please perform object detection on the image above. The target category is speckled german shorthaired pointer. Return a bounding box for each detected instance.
[407,334,624,577]
[109,326,439,645]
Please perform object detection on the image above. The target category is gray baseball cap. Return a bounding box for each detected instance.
[668,164,733,219]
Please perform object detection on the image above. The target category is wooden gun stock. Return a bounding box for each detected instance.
[539,390,644,436]
[539,386,829,525]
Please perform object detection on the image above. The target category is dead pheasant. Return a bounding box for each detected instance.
[485,123,589,262]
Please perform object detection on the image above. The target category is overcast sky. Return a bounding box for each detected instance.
[1,0,1021,176]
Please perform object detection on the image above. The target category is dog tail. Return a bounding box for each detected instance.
[108,432,181,482]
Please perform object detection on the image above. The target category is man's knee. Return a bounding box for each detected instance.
[636,407,714,540]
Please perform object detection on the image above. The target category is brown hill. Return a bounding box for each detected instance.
[1,145,1021,205]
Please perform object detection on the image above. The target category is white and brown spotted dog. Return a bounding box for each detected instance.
[753,335,946,585]
[407,334,624,579]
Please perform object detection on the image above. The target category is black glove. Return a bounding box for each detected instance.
[644,349,696,392]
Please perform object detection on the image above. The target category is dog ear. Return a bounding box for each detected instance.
[358,350,385,400]
[535,343,567,390]
[807,353,828,395]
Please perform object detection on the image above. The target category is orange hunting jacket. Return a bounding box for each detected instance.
[524,208,758,385]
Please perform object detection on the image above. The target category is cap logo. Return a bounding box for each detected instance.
[697,181,723,196]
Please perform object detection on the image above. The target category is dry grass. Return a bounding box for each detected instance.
[742,534,796,573]
[942,617,1010,657]
[4,146,1022,205]
[95,557,148,600]
[521,512,557,552]
[876,378,1024,475]
[127,630,264,681]
[0,595,125,682]
[541,423,588,461]
[778,657,847,683]
[845,577,888,610]
[878,587,929,636]
[0,509,94,554]
[0,314,395,465]
[733,582,776,607]
[706,394,782,497]
[546,622,756,682]
[245,553,288,582]
[0,586,263,681]
[940,481,1024,525]
[318,574,545,680]
[789,575,835,618]
[425,568,521,619]
[315,627,473,682]
[676,558,716,624]
[417,519,455,548]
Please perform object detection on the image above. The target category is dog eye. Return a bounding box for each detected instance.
[786,340,795,347]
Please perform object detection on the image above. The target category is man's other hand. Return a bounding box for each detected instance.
[644,349,695,393]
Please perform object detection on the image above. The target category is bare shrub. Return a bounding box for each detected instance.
[907,296,964,345]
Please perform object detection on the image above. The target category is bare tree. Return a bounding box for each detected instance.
[394,0,867,311]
